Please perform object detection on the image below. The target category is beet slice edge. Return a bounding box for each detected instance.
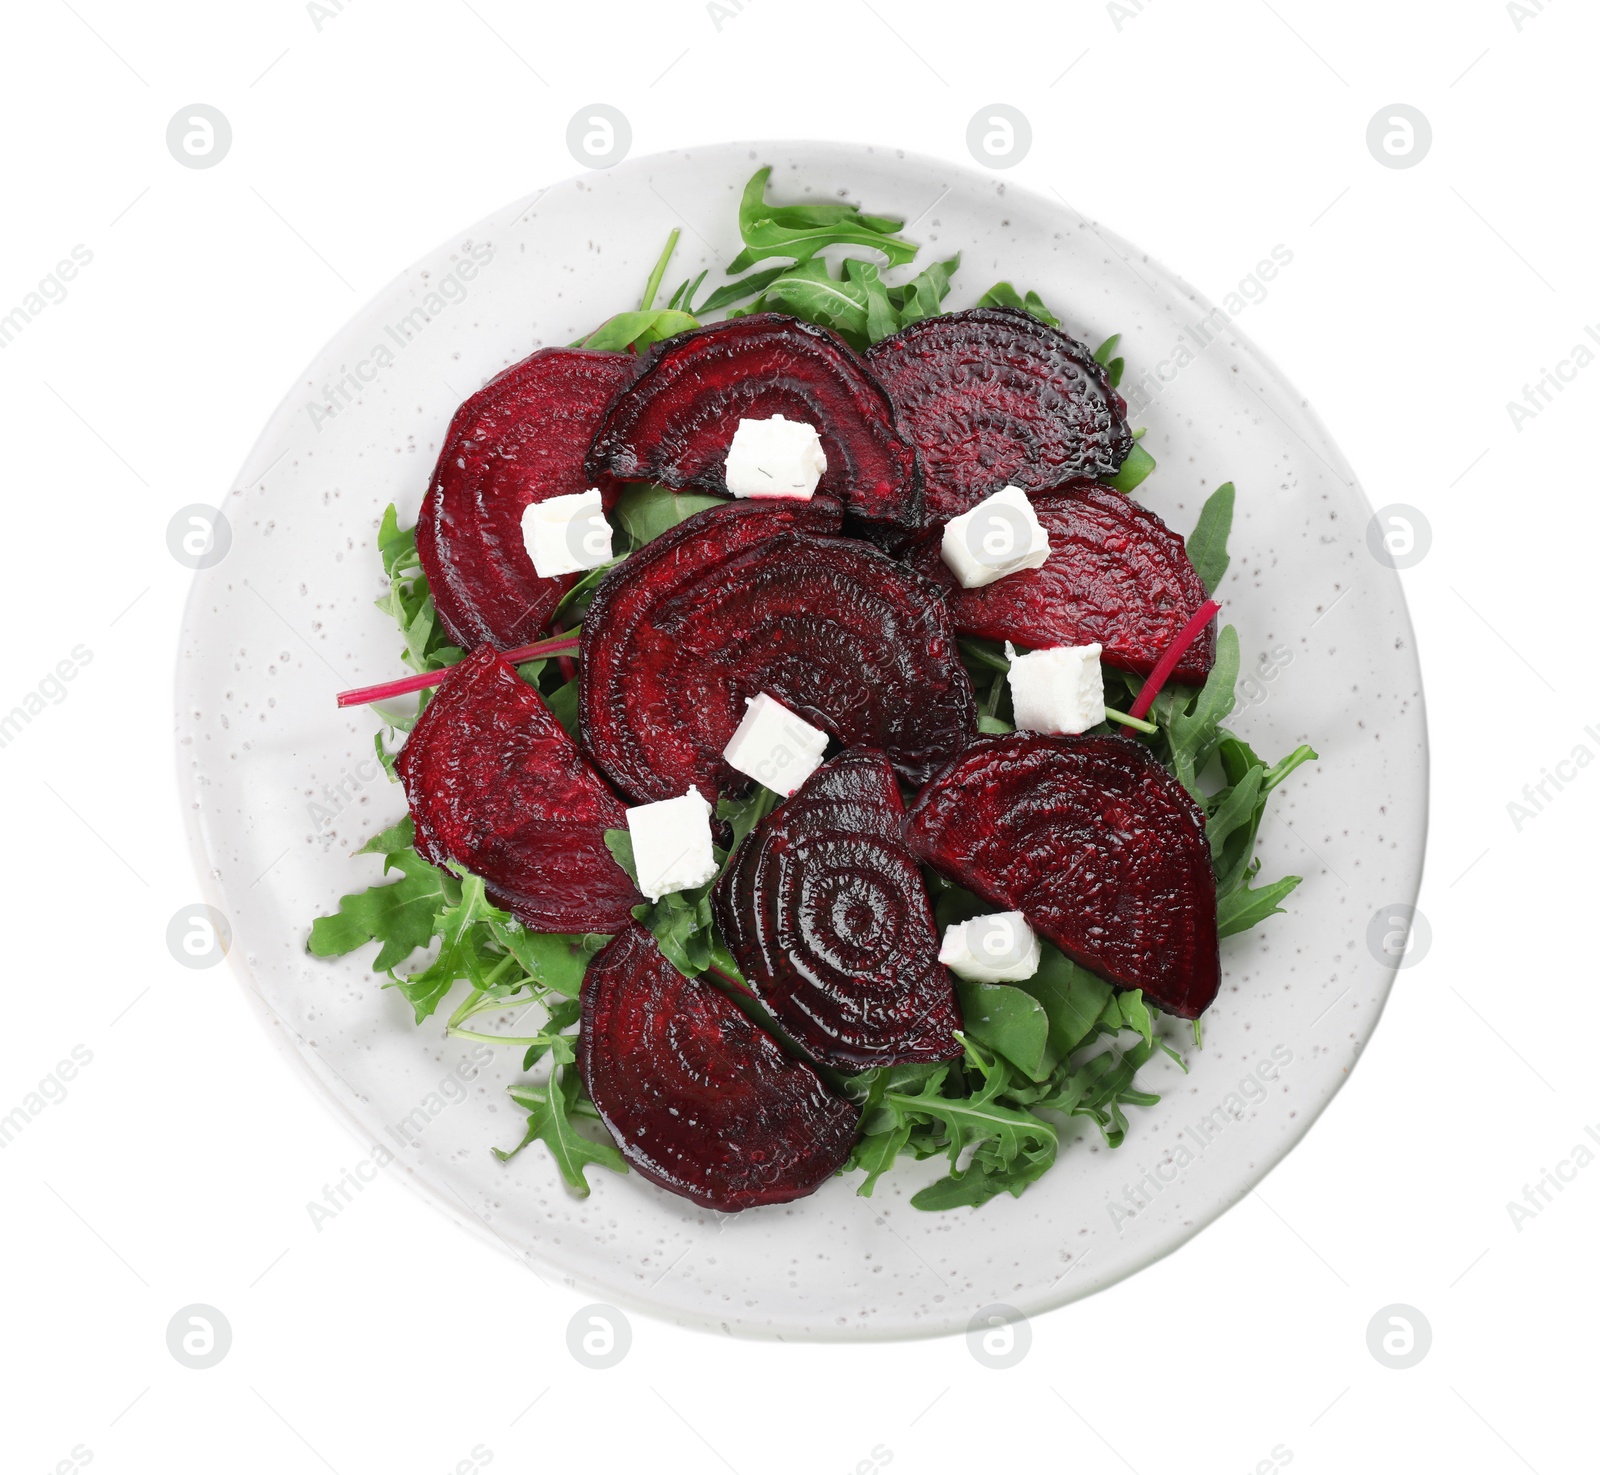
[395,646,640,934]
[903,732,1220,1018]
[578,924,859,1211]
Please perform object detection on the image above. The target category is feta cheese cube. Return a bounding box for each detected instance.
[521,487,614,579]
[626,790,718,902]
[938,911,1041,983]
[940,484,1051,589]
[723,415,828,500]
[722,692,829,796]
[1006,641,1105,735]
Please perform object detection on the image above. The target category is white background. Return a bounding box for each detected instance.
[0,1,1592,1471]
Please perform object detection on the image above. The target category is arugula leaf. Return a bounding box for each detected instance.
[613,483,724,550]
[727,167,917,274]
[1218,874,1304,937]
[496,1068,626,1195]
[373,504,462,676]
[388,871,508,1023]
[1103,438,1156,494]
[976,281,1060,326]
[955,982,1055,1081]
[488,918,607,997]
[887,254,960,330]
[521,996,582,1070]
[1017,944,1115,1058]
[308,843,450,974]
[1186,482,1235,595]
[605,827,726,979]
[1150,624,1241,797]
[578,309,699,354]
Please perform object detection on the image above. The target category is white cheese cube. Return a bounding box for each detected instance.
[723,415,828,499]
[626,790,718,902]
[521,487,614,579]
[722,692,829,796]
[940,484,1051,589]
[1006,641,1105,735]
[939,911,1042,983]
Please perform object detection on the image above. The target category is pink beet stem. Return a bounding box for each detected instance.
[1126,599,1223,723]
[336,634,581,709]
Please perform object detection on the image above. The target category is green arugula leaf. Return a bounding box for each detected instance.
[1103,439,1157,494]
[1151,624,1240,797]
[727,167,917,274]
[521,996,583,1070]
[488,919,608,997]
[613,483,724,550]
[496,1068,627,1195]
[888,254,960,329]
[1218,875,1304,937]
[388,871,508,1023]
[954,982,1055,1081]
[579,308,699,354]
[976,281,1060,326]
[308,844,450,974]
[1017,944,1115,1058]
[1186,482,1235,595]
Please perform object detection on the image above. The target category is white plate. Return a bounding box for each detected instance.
[176,140,1427,1341]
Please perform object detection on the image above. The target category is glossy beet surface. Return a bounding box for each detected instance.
[417,348,638,649]
[715,749,963,1071]
[579,498,977,804]
[909,479,1216,684]
[395,646,640,932]
[586,314,921,528]
[904,733,1220,1018]
[578,924,860,1210]
[866,307,1132,522]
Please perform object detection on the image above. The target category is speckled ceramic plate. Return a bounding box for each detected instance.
[176,140,1427,1340]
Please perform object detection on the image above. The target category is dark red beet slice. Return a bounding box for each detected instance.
[395,646,640,933]
[578,924,859,1211]
[714,749,962,1071]
[904,733,1220,1018]
[416,348,638,650]
[866,307,1132,522]
[908,479,1216,684]
[579,498,976,803]
[585,313,921,528]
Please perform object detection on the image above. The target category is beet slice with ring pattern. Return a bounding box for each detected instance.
[578,924,859,1211]
[416,348,638,650]
[904,733,1220,1018]
[579,497,977,804]
[395,646,640,933]
[908,479,1216,684]
[715,749,963,1071]
[585,313,922,529]
[866,307,1133,523]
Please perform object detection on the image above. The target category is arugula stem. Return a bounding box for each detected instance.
[639,229,680,313]
[1104,706,1158,735]
[336,634,581,708]
[446,1027,556,1047]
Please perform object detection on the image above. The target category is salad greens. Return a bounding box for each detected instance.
[308,171,1318,1208]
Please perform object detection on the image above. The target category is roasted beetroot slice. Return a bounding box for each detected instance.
[714,750,961,1071]
[578,924,859,1211]
[579,498,976,803]
[416,348,638,650]
[395,646,640,932]
[585,313,921,528]
[908,479,1216,684]
[866,307,1133,522]
[904,733,1220,1018]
